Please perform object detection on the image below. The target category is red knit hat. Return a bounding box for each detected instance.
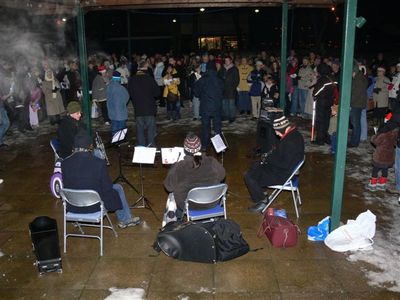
[184,133,202,154]
[98,65,106,72]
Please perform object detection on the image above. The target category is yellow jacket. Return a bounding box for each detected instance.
[163,73,180,97]
[238,64,253,92]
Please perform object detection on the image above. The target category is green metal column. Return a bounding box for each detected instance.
[330,0,358,231]
[279,0,288,109]
[77,4,91,135]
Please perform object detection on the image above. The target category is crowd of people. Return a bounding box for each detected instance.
[1,49,400,191]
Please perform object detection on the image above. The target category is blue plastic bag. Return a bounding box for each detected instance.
[307,216,330,241]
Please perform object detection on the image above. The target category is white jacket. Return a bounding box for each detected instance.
[389,72,400,99]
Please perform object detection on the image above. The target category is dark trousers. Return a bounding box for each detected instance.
[372,166,388,178]
[201,114,222,150]
[244,162,283,202]
[167,101,178,120]
[98,101,109,122]
[15,105,30,132]
[316,102,331,143]
[350,107,362,147]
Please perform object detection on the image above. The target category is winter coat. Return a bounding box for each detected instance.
[91,74,107,102]
[248,69,265,96]
[57,115,86,159]
[193,69,224,117]
[106,81,130,121]
[116,65,130,85]
[389,72,400,99]
[164,155,226,210]
[128,71,160,117]
[260,127,305,185]
[373,75,390,108]
[351,71,369,108]
[313,75,336,108]
[297,65,314,89]
[62,152,122,213]
[371,128,398,167]
[41,80,65,116]
[261,82,279,101]
[220,64,239,99]
[154,62,165,86]
[238,64,253,92]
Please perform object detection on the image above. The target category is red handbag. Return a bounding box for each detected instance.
[257,214,300,248]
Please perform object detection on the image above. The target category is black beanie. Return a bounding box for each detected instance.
[73,129,92,149]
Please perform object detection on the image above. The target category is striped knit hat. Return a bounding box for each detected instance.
[273,116,290,131]
[184,133,202,154]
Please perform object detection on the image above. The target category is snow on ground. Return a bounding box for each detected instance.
[0,251,4,257]
[104,287,145,300]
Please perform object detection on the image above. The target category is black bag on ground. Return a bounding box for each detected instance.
[154,219,249,263]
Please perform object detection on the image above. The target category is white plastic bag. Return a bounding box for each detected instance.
[324,210,376,252]
[91,101,99,119]
[162,193,177,227]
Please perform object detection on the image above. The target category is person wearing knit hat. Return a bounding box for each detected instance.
[57,101,85,159]
[163,133,226,217]
[62,129,141,229]
[245,118,304,213]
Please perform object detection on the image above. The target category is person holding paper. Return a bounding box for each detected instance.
[245,116,304,213]
[62,130,141,229]
[164,133,226,218]
[107,71,130,135]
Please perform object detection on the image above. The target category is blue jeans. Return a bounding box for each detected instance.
[0,107,10,145]
[136,116,156,146]
[350,107,362,147]
[222,98,236,121]
[360,109,367,141]
[201,114,222,149]
[237,91,251,112]
[330,132,337,154]
[111,120,127,136]
[192,97,200,119]
[113,184,133,223]
[291,88,307,115]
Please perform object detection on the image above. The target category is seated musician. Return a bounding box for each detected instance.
[164,133,226,219]
[62,129,141,229]
[57,101,86,159]
[245,115,305,213]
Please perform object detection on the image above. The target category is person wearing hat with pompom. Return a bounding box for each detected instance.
[107,71,130,135]
[92,65,110,125]
[62,129,141,229]
[57,101,86,159]
[164,133,226,218]
[245,116,304,213]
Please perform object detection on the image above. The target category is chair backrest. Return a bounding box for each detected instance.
[60,188,102,208]
[186,183,228,206]
[286,157,305,182]
[50,138,60,153]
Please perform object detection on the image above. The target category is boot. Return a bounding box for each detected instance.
[367,177,378,191]
[377,177,387,191]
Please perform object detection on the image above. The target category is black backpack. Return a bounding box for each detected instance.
[154,219,249,263]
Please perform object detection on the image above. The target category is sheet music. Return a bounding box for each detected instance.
[211,134,227,153]
[111,128,127,144]
[161,147,185,165]
[132,147,157,164]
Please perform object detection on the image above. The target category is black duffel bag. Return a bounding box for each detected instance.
[154,219,249,263]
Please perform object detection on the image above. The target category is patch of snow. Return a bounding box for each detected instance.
[196,287,215,294]
[104,287,145,300]
[177,295,190,300]
[0,251,4,257]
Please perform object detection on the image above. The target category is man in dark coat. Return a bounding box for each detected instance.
[312,63,337,145]
[194,62,224,150]
[128,60,160,146]
[245,116,305,213]
[61,129,141,228]
[219,56,239,122]
[57,101,86,159]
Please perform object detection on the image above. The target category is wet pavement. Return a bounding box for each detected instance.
[0,108,399,299]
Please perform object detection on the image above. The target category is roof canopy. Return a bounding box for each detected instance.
[0,0,338,15]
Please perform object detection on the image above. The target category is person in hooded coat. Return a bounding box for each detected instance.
[193,62,224,150]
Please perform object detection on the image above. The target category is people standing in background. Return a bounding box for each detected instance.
[65,61,81,103]
[248,61,265,120]
[220,56,239,123]
[107,71,130,135]
[237,57,253,115]
[188,64,202,121]
[42,69,65,125]
[291,57,314,118]
[163,65,180,121]
[261,74,280,108]
[154,58,166,107]
[128,60,160,146]
[92,65,110,126]
[373,67,390,127]
[388,63,400,112]
[116,56,130,88]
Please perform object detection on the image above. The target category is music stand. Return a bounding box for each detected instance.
[112,128,139,194]
[211,132,228,165]
[131,146,159,220]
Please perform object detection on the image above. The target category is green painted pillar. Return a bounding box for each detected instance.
[279,0,288,109]
[330,0,358,231]
[77,4,91,135]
